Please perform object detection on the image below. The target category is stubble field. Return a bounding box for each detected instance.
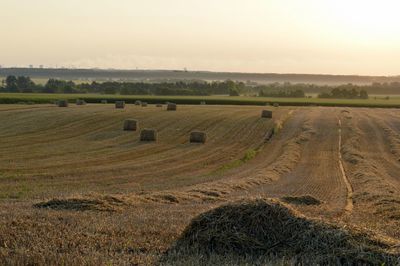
[0,104,399,265]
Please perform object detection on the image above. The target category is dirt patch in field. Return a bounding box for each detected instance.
[162,198,399,265]
[281,195,322,205]
[33,195,130,212]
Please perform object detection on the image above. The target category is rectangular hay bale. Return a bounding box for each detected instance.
[76,99,86,105]
[58,100,68,107]
[190,131,207,143]
[115,101,125,109]
[261,110,272,118]
[140,129,157,141]
[123,119,138,131]
[167,103,177,111]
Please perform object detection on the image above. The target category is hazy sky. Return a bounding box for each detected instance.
[1,0,400,75]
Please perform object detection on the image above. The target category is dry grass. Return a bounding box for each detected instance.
[162,198,399,265]
[33,195,130,212]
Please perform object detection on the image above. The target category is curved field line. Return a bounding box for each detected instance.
[338,119,354,214]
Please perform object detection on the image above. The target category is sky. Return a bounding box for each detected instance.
[1,0,400,75]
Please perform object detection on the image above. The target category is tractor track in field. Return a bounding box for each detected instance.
[338,118,354,215]
[241,108,353,218]
[340,109,400,239]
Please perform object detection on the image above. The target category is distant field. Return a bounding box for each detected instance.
[2,93,400,107]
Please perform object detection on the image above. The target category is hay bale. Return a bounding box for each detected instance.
[58,100,68,107]
[135,100,142,106]
[261,110,272,118]
[140,129,157,141]
[156,104,163,107]
[141,102,148,107]
[115,101,125,109]
[165,198,397,265]
[123,119,138,131]
[190,131,207,143]
[200,101,206,105]
[273,103,279,107]
[101,100,108,104]
[167,103,177,111]
[76,99,86,105]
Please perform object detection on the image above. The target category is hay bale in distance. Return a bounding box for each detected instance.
[190,131,207,143]
[141,102,148,107]
[115,101,125,109]
[101,100,108,104]
[135,100,142,106]
[76,99,86,105]
[123,119,138,131]
[58,100,68,107]
[261,110,272,118]
[167,103,177,111]
[140,129,157,141]
[273,103,279,107]
[156,104,163,107]
[200,101,206,105]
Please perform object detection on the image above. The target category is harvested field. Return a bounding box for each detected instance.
[0,104,399,265]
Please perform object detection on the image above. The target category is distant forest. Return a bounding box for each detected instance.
[0,75,378,99]
[0,76,245,96]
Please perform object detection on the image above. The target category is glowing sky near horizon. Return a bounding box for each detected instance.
[1,0,400,75]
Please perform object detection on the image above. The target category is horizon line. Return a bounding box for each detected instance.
[0,66,398,78]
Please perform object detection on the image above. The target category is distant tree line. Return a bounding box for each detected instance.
[0,76,246,96]
[256,83,305,98]
[259,89,305,98]
[318,85,368,99]
[0,76,382,99]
